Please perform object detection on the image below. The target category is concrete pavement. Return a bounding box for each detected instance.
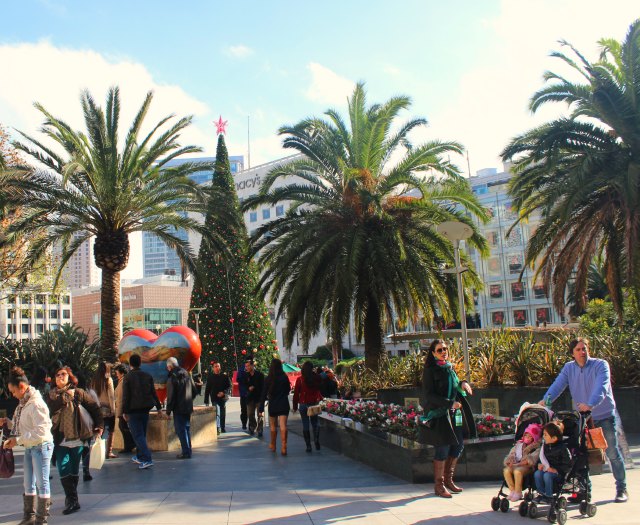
[1,398,638,524]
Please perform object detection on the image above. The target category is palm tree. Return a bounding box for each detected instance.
[243,83,488,370]
[0,87,223,360]
[502,19,640,319]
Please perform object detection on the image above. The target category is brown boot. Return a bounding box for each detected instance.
[281,429,288,456]
[106,433,117,458]
[444,457,463,493]
[433,460,452,498]
[269,429,277,452]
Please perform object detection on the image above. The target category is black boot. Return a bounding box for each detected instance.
[61,476,80,515]
[303,431,312,453]
[34,497,51,525]
[313,428,321,450]
[18,494,36,525]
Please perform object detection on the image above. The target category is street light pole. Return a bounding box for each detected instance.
[436,221,473,383]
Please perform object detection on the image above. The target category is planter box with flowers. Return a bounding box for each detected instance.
[319,399,515,483]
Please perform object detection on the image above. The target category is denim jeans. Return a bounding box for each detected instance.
[594,415,626,491]
[214,399,227,430]
[55,445,83,478]
[534,469,559,497]
[434,423,464,461]
[23,441,53,497]
[240,396,248,428]
[299,404,319,433]
[127,412,151,462]
[173,413,192,456]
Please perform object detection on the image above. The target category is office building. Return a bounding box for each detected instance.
[0,290,72,340]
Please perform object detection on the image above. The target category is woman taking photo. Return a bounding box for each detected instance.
[259,358,291,456]
[48,366,103,515]
[91,361,117,458]
[421,339,475,498]
[292,361,323,452]
[1,366,54,525]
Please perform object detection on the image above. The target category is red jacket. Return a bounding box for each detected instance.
[293,375,323,410]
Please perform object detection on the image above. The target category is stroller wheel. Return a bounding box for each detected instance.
[519,501,529,517]
[528,503,538,519]
[491,496,500,511]
[587,503,597,517]
[579,502,588,515]
[500,497,510,513]
[556,497,567,510]
[557,509,567,525]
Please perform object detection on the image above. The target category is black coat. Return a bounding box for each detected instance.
[260,374,291,415]
[245,370,265,403]
[122,368,162,414]
[542,441,572,477]
[419,364,476,447]
[166,367,196,416]
[204,372,231,405]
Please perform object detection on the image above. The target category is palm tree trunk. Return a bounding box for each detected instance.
[100,268,121,362]
[363,295,384,371]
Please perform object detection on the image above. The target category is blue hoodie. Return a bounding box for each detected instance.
[544,357,616,421]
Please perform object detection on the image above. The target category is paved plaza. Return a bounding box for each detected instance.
[1,399,638,524]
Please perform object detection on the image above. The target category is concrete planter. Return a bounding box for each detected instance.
[318,412,513,483]
[377,386,640,433]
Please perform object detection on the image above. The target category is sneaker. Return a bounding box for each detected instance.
[131,455,142,464]
[138,460,154,469]
[615,490,628,503]
[511,491,523,501]
[176,453,191,459]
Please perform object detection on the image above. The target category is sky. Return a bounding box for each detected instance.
[1,0,638,278]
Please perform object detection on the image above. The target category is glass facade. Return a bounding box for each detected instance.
[123,308,182,332]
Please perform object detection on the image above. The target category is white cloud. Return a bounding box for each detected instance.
[419,0,639,176]
[224,44,254,59]
[305,62,355,107]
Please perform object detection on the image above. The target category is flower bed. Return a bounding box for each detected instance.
[322,399,515,441]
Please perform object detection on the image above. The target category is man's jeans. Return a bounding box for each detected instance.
[173,413,192,457]
[214,399,227,430]
[534,469,559,497]
[595,415,626,491]
[24,441,53,497]
[240,396,248,428]
[247,400,263,434]
[127,412,152,462]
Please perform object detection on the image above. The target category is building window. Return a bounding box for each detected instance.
[62,296,71,305]
[35,310,44,319]
[21,324,30,334]
[491,311,505,326]
[262,209,271,220]
[50,310,58,319]
[249,211,257,223]
[489,284,503,302]
[7,310,13,319]
[21,309,30,319]
[507,253,524,274]
[533,283,547,299]
[36,324,44,334]
[35,294,46,304]
[276,205,285,217]
[63,310,71,319]
[486,257,502,277]
[536,308,551,324]
[513,309,527,326]
[511,282,526,301]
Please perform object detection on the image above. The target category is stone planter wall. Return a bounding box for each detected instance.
[377,386,640,433]
[319,412,513,483]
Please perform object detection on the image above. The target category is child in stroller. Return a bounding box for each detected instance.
[490,403,551,513]
[525,411,598,523]
[504,423,543,501]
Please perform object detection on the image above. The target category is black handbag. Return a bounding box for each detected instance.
[0,426,15,479]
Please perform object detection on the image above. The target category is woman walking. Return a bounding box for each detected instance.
[91,362,117,459]
[420,339,475,498]
[293,361,323,452]
[113,364,136,453]
[48,366,103,515]
[259,359,291,456]
[1,366,54,525]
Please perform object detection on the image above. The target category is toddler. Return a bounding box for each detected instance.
[503,423,542,501]
[534,422,572,502]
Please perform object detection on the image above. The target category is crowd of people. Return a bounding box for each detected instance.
[1,336,629,524]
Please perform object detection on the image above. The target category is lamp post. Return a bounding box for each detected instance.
[189,307,206,375]
[436,221,473,382]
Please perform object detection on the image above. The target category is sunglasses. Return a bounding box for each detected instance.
[434,347,448,353]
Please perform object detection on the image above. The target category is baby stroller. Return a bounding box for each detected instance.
[490,403,551,514]
[524,410,597,524]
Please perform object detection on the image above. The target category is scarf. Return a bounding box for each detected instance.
[10,385,35,437]
[49,384,79,440]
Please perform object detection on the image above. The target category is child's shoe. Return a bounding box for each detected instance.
[511,491,523,501]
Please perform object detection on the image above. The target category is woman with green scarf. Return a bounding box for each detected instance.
[420,339,476,498]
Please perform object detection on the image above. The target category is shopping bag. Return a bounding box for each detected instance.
[89,437,106,470]
[0,428,15,479]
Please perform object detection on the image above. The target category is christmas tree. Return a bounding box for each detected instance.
[188,126,278,373]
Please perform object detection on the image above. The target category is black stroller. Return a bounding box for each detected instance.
[523,410,598,523]
[490,404,551,514]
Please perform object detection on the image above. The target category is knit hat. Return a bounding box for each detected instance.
[523,423,543,442]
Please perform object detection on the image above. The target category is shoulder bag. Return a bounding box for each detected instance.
[0,425,15,478]
[585,418,608,465]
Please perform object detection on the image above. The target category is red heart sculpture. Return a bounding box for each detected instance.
[118,326,202,403]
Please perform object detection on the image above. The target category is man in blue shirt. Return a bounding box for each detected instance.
[540,337,627,503]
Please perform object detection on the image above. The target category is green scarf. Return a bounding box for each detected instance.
[423,362,464,423]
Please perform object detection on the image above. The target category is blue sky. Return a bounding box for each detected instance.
[1,0,638,176]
